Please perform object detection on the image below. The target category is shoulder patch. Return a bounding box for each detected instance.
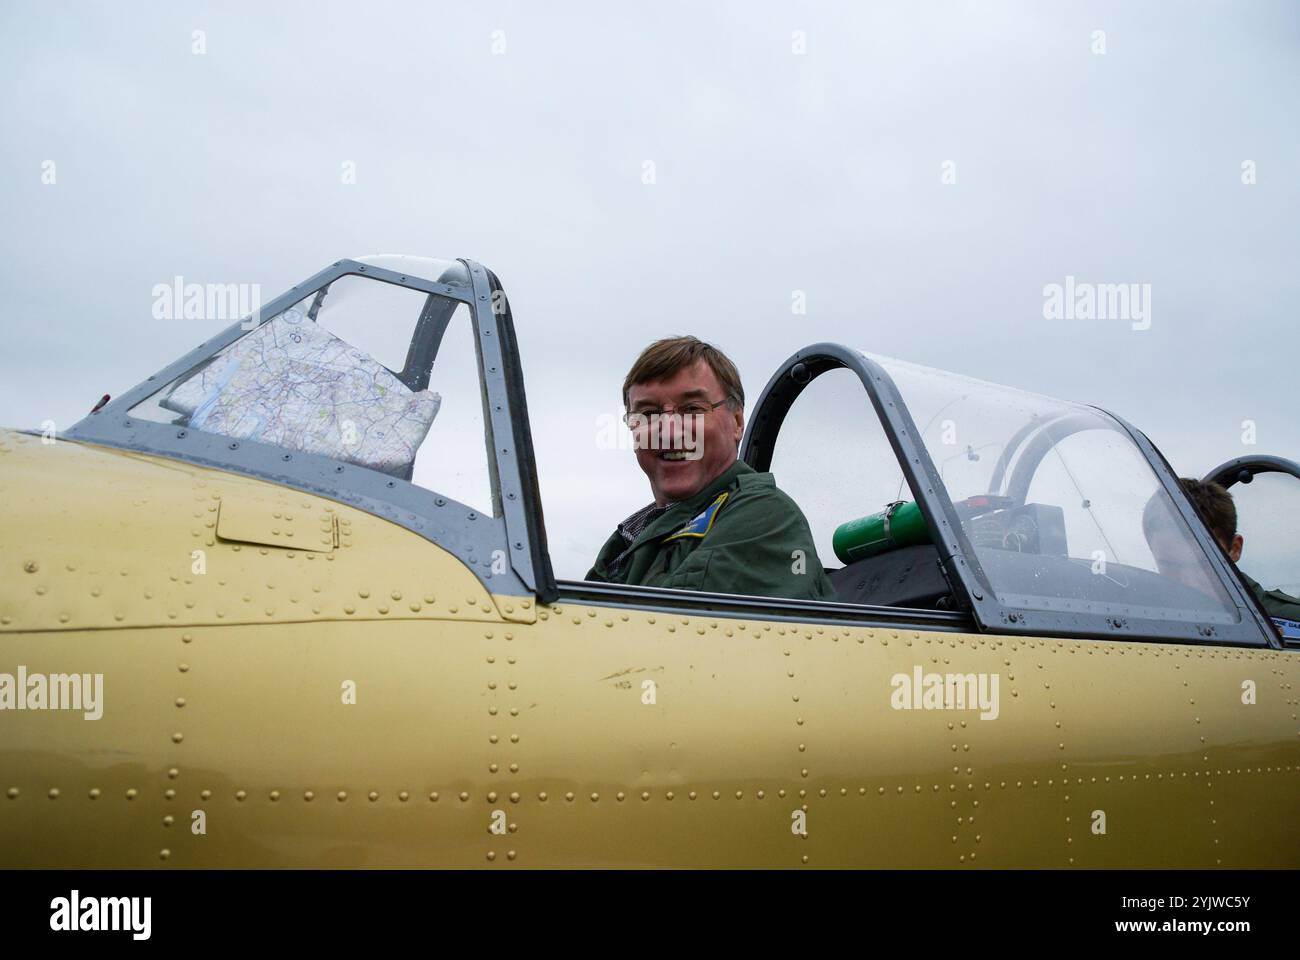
[663,491,730,542]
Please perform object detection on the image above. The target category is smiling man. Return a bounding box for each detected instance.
[586,336,836,601]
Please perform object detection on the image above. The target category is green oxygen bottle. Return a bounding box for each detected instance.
[832,500,931,564]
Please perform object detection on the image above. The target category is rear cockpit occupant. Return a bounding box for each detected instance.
[1174,477,1300,623]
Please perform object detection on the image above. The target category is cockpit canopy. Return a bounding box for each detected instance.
[744,345,1268,643]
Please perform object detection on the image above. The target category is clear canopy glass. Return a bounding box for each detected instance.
[868,353,1238,623]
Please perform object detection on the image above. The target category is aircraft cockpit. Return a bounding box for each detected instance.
[63,256,1286,648]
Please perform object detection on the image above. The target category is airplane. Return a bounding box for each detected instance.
[1,254,1295,868]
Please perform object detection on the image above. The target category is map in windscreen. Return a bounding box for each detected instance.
[162,307,440,476]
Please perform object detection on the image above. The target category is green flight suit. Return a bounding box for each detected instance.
[1241,572,1300,622]
[586,459,837,601]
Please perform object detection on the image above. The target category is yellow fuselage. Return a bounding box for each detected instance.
[1,430,1295,867]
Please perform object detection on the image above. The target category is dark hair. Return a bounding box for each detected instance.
[1176,477,1237,550]
[622,336,744,410]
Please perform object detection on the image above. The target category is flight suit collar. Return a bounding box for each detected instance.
[633,458,753,546]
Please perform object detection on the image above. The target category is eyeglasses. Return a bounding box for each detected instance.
[623,397,730,426]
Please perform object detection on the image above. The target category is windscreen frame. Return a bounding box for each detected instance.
[62,257,556,603]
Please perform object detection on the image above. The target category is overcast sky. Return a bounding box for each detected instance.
[1,0,1296,579]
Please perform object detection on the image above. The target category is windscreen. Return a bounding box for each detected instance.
[127,273,496,516]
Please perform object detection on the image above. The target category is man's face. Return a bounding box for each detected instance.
[626,360,744,506]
